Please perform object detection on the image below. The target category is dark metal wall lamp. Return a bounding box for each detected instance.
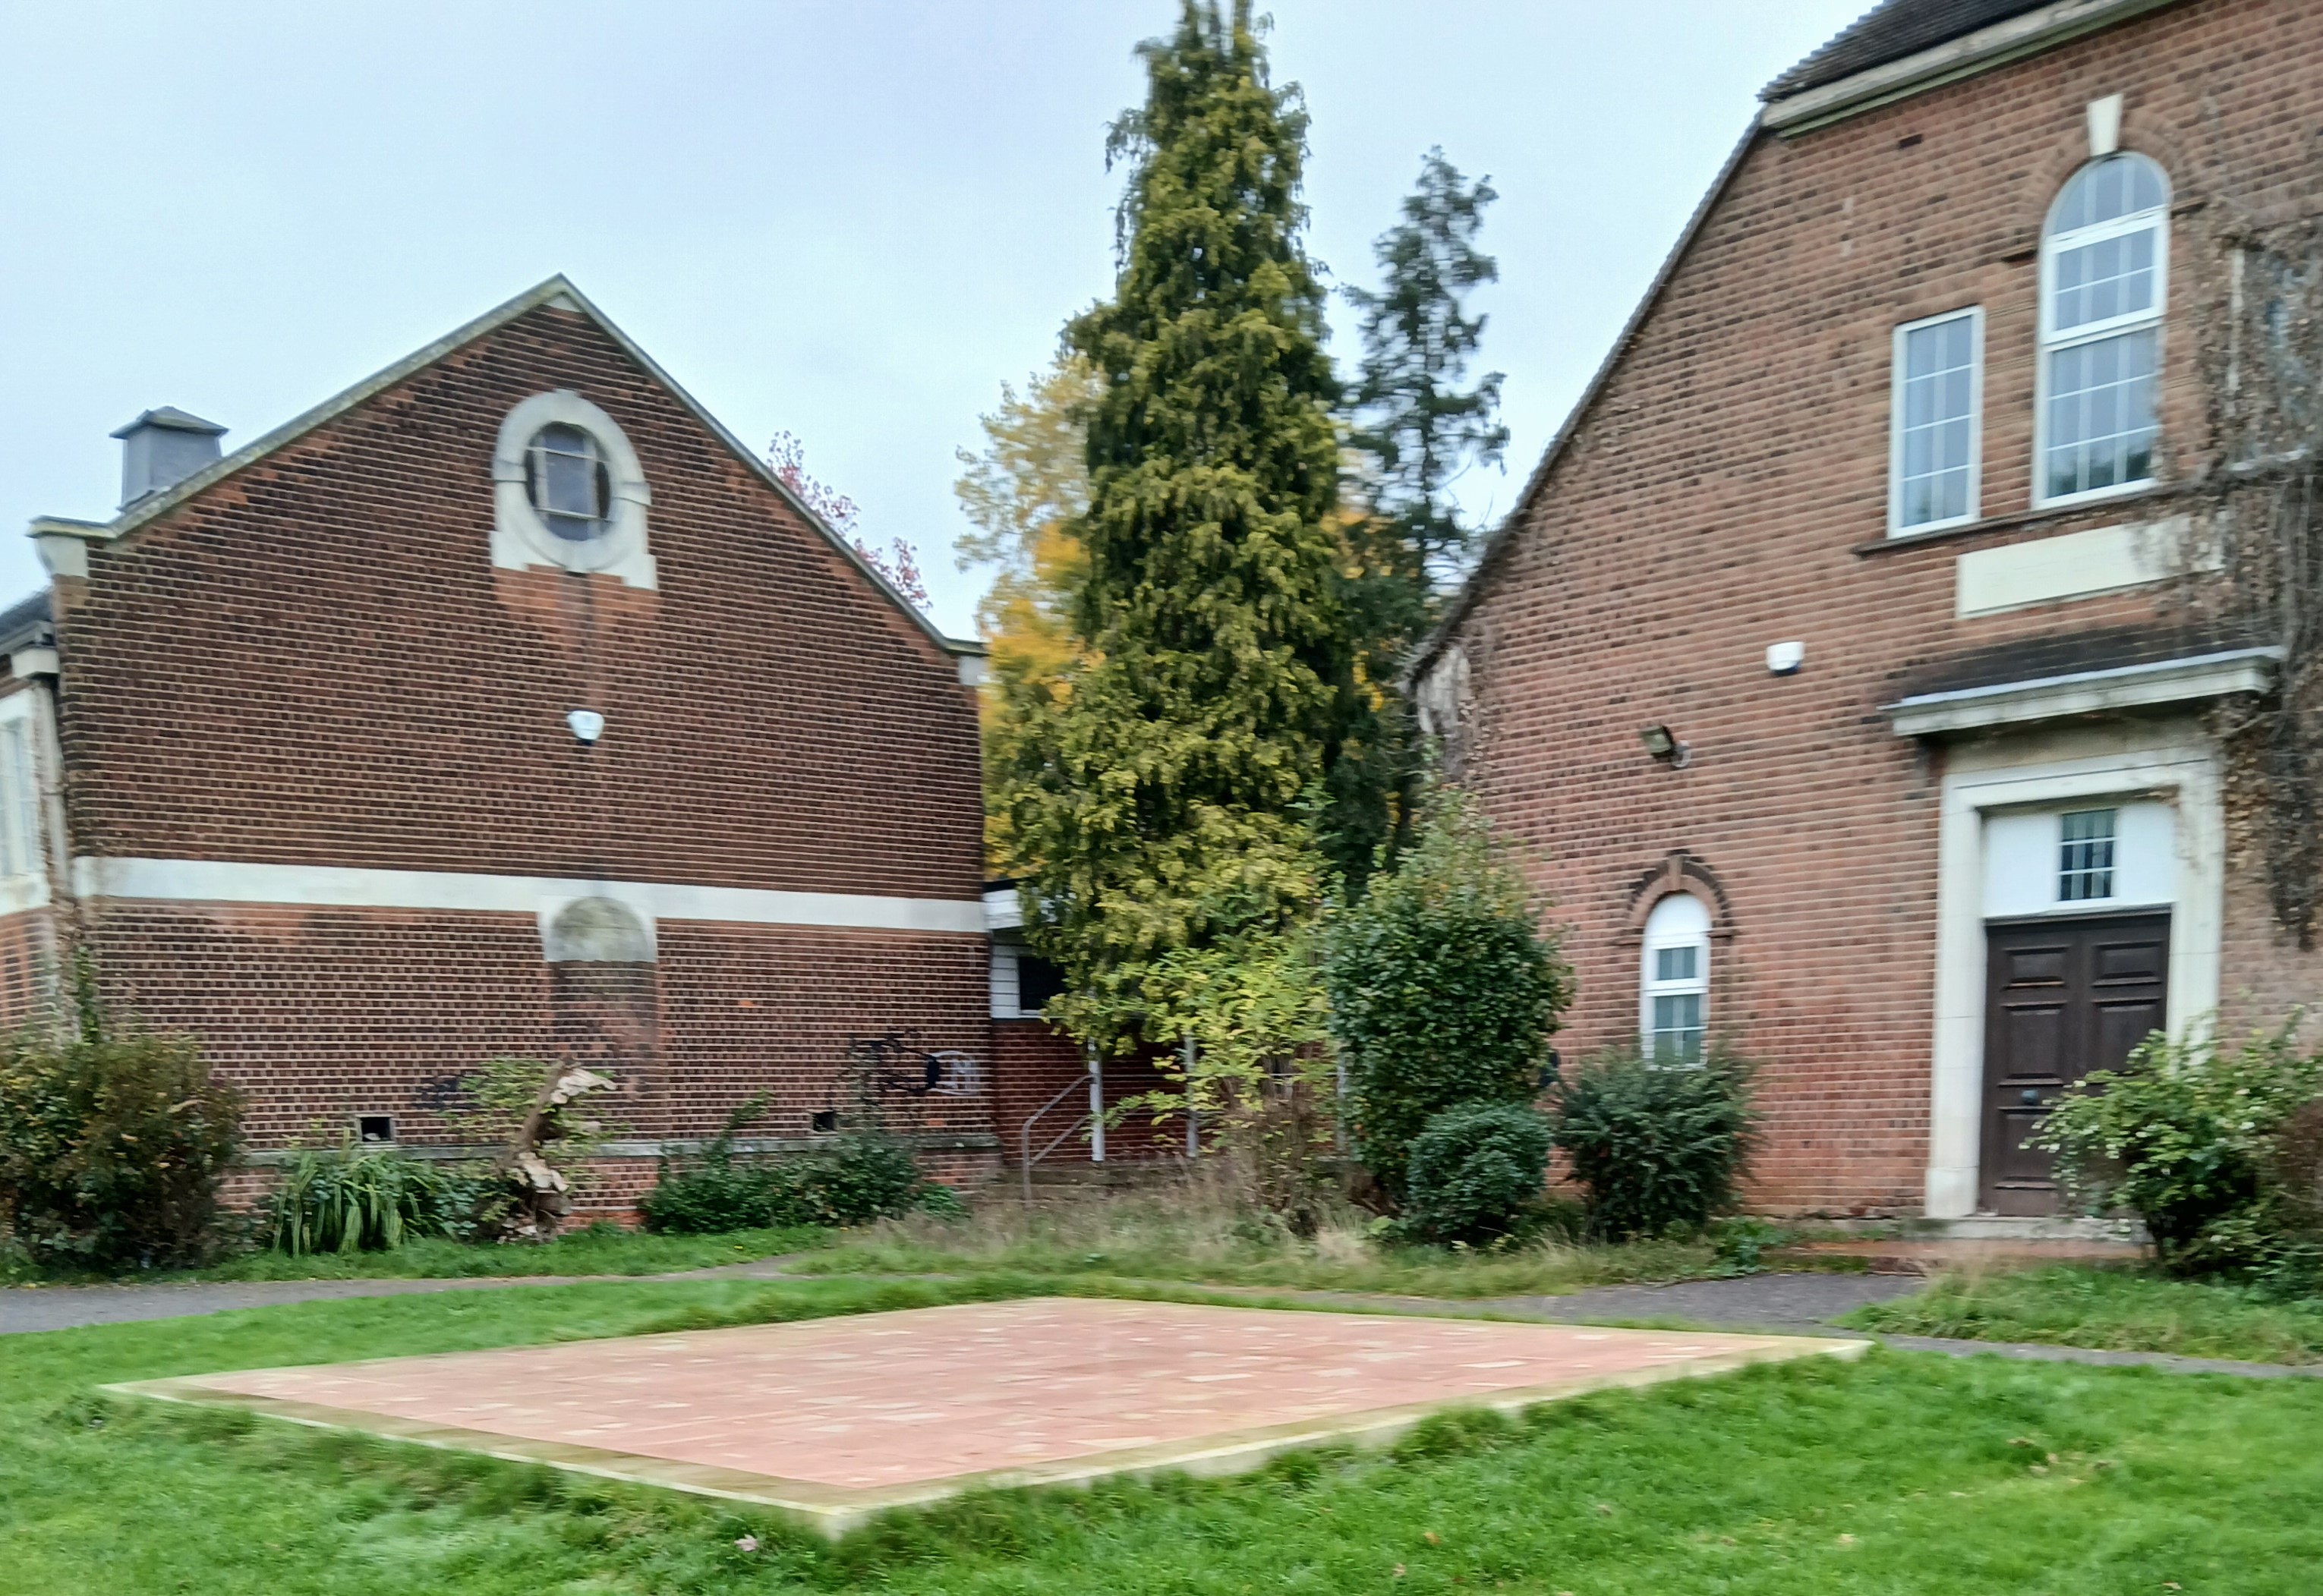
[1639,723,1693,770]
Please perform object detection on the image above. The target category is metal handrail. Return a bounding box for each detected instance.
[1019,1071,1095,1204]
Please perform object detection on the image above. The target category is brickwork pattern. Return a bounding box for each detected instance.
[53,304,983,899]
[0,908,56,1031]
[991,1021,1183,1165]
[79,904,992,1148]
[35,302,998,1187]
[1439,0,2323,1214]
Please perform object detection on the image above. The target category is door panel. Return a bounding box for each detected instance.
[1981,914,2169,1215]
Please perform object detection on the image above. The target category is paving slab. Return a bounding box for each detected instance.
[110,1295,1862,1535]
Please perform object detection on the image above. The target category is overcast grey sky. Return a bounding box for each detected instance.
[0,2,1869,637]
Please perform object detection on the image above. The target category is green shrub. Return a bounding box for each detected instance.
[1549,1047,1756,1240]
[1397,1102,1551,1245]
[1324,789,1572,1197]
[2036,1022,2323,1278]
[640,1126,929,1235]
[0,1028,244,1270]
[265,1141,471,1254]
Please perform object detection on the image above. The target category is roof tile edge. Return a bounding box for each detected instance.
[1761,0,2186,135]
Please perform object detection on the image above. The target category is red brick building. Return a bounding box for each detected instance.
[6,279,1003,1206]
[1413,0,2323,1220]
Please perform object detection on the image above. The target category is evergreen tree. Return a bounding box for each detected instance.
[1344,148,1508,626]
[1323,150,1507,889]
[1323,787,1571,1198]
[989,0,1347,1045]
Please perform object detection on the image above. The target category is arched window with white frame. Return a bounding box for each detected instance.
[2038,152,2170,505]
[1640,893,1710,1065]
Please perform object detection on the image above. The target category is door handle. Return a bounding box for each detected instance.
[2019,1088,2044,1106]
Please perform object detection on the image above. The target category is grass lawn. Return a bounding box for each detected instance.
[6,1277,2322,1593]
[1845,1264,2323,1366]
[1,1224,827,1287]
[792,1191,1779,1299]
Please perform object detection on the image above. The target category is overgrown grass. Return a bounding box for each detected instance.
[4,1276,2321,1592]
[792,1182,1746,1298]
[1845,1264,2323,1365]
[2,1223,827,1286]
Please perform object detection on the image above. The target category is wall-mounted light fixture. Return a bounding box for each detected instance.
[566,709,606,744]
[1766,641,1805,675]
[1639,723,1692,770]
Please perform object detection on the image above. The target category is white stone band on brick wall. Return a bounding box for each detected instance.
[69,856,985,937]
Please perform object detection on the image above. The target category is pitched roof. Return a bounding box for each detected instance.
[33,276,977,659]
[1764,1,2058,98]
[0,588,52,656]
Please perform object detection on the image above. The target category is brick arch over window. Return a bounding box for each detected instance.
[1619,852,1736,947]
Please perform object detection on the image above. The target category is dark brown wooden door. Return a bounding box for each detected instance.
[1981,913,2170,1215]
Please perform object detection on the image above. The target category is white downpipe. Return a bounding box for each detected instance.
[1087,1042,1105,1163]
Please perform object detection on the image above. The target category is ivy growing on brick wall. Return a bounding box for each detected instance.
[2201,218,2323,946]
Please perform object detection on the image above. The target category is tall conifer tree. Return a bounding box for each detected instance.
[991,0,1346,1043]
[1323,150,1507,889]
[1344,148,1507,626]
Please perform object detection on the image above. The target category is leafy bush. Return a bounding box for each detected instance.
[1549,1047,1756,1240]
[1138,926,1340,1231]
[1324,789,1571,1196]
[265,1141,471,1254]
[0,1028,244,1270]
[640,1118,931,1235]
[2036,1023,2323,1279]
[1398,1102,1552,1245]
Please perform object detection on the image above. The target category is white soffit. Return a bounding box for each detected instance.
[982,886,1024,932]
[1886,647,2283,738]
[1955,516,2209,619]
[1761,0,2186,135]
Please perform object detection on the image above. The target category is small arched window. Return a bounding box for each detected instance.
[525,423,612,543]
[2038,152,2170,504]
[1640,893,1710,1064]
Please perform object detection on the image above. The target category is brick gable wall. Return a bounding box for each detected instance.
[55,304,982,898]
[25,301,998,1194]
[1437,0,2323,1214]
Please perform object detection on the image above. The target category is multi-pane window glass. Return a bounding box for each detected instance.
[2050,228,2157,333]
[1893,310,1980,530]
[2058,808,2117,902]
[1641,895,1710,1066]
[0,720,39,880]
[2041,154,2169,502]
[525,423,611,543]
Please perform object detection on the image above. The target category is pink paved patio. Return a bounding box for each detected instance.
[113,1296,1862,1534]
